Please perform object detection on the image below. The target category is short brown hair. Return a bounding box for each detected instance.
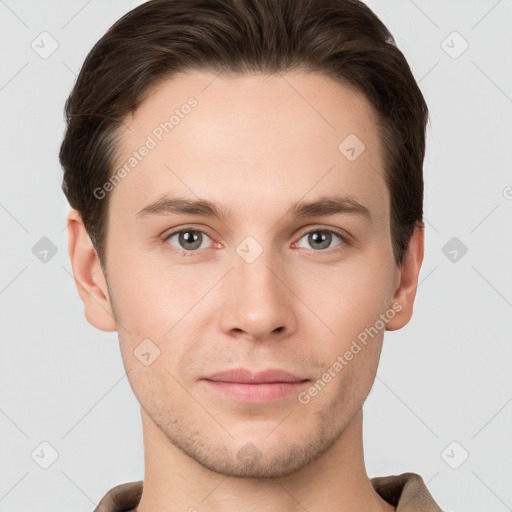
[60,0,428,267]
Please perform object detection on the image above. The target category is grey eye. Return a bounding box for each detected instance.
[166,230,211,251]
[296,230,343,250]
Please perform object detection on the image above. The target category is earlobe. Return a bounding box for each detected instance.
[67,209,117,332]
[386,222,425,332]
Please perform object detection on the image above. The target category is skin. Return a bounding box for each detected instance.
[67,70,424,512]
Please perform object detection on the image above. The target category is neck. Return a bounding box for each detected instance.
[135,408,395,512]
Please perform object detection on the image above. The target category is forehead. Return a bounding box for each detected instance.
[110,70,387,224]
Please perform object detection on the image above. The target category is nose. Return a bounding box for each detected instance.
[218,247,297,343]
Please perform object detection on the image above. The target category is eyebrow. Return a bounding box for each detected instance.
[135,194,371,221]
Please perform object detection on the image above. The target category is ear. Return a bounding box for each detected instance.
[386,222,424,331]
[67,209,117,332]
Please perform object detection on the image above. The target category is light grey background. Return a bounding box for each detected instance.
[1,1,511,511]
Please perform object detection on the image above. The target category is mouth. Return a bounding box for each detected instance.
[201,368,310,403]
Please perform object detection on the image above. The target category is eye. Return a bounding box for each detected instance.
[295,228,346,251]
[165,228,213,253]
[163,226,348,256]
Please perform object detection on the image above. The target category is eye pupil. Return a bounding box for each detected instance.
[179,230,202,250]
[309,231,331,250]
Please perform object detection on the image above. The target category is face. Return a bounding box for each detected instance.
[82,71,416,477]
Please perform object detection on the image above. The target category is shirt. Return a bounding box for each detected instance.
[93,471,443,512]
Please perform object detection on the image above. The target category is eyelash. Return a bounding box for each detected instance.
[162,226,350,257]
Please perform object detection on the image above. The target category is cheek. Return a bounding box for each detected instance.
[109,256,213,386]
[119,339,200,432]
[297,260,393,341]
[106,249,184,336]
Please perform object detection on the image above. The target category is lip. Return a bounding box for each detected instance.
[201,368,309,403]
[204,368,306,384]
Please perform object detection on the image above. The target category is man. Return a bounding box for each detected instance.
[60,0,442,510]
